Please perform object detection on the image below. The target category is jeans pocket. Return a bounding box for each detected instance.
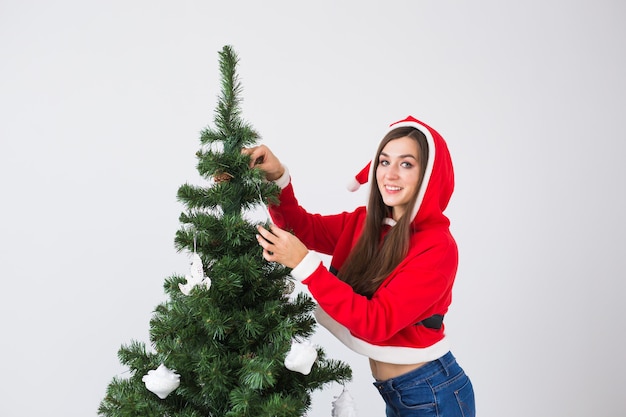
[394,382,437,414]
[454,377,476,417]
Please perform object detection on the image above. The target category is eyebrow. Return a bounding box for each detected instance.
[379,151,418,160]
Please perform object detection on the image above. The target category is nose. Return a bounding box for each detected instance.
[385,164,400,178]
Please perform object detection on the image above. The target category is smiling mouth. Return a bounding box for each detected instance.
[385,185,402,191]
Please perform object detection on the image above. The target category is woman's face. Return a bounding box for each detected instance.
[376,136,422,221]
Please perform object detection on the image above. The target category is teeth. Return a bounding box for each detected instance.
[386,186,401,191]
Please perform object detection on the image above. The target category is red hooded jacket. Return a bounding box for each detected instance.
[269,116,457,364]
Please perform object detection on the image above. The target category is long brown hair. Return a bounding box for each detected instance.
[337,127,429,298]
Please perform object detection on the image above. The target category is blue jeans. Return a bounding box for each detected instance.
[372,351,475,417]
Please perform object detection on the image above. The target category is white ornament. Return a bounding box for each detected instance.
[332,387,357,417]
[284,340,317,375]
[179,253,211,295]
[142,364,181,399]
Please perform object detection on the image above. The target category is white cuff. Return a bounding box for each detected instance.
[274,164,290,189]
[290,251,322,281]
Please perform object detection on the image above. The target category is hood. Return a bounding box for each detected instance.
[348,116,455,228]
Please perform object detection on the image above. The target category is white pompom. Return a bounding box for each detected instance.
[284,340,317,375]
[142,364,181,399]
[332,387,357,417]
[179,253,211,295]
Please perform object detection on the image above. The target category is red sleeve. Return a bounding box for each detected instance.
[269,182,354,255]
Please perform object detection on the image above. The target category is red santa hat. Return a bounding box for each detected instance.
[346,161,371,192]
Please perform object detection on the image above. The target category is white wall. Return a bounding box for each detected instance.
[1,1,624,416]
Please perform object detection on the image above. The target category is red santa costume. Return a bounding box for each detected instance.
[269,116,457,365]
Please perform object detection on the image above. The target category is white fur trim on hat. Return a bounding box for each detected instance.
[347,161,371,192]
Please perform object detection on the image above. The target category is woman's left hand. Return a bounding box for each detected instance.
[256,224,309,269]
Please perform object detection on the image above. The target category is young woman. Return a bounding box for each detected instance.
[246,116,475,417]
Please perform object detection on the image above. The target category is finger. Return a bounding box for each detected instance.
[257,226,280,257]
[256,225,276,242]
[255,232,275,257]
[242,147,261,167]
[267,223,286,238]
[261,249,274,261]
[256,232,274,249]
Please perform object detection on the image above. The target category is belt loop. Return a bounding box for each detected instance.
[438,355,450,377]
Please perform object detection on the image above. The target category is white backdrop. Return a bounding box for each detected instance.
[1,1,625,416]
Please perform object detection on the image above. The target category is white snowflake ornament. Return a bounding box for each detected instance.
[284,340,317,375]
[179,253,211,295]
[332,387,357,417]
[142,364,181,399]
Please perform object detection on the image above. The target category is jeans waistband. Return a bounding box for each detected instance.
[373,351,455,392]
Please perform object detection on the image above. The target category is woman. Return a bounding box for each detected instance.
[246,116,475,417]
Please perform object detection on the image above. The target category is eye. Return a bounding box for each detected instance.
[401,161,414,169]
[379,159,390,167]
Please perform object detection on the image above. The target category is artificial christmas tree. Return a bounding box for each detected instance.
[99,45,351,417]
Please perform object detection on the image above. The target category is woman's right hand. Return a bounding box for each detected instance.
[242,145,285,181]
